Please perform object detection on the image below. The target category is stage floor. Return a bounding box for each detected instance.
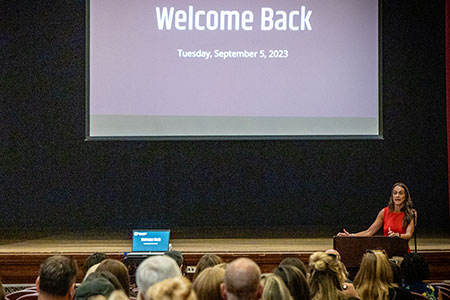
[0,231,449,283]
[0,233,448,253]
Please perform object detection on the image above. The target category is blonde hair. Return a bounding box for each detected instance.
[308,252,346,300]
[353,250,395,300]
[261,274,293,300]
[214,263,227,270]
[146,277,196,300]
[192,267,225,300]
[108,291,128,300]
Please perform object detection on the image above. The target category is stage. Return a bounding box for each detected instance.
[0,230,449,284]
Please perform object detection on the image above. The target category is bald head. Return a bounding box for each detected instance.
[325,249,341,260]
[221,258,262,300]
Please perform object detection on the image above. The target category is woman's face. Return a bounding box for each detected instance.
[392,185,406,208]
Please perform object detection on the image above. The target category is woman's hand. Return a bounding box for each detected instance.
[342,283,359,298]
[387,227,401,238]
[337,229,352,237]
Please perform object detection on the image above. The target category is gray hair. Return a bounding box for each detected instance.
[136,256,181,300]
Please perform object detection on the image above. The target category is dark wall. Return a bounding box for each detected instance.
[3,1,448,235]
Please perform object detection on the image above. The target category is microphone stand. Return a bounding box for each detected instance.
[413,209,417,253]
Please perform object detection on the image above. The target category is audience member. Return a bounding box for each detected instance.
[279,258,307,277]
[309,252,358,300]
[165,251,186,275]
[325,249,351,283]
[96,259,131,297]
[273,265,310,300]
[36,255,77,300]
[220,258,263,300]
[84,263,101,282]
[192,267,225,300]
[214,263,227,270]
[84,272,124,292]
[325,250,355,294]
[84,253,109,276]
[136,255,181,300]
[260,273,292,300]
[390,261,402,286]
[193,254,224,281]
[353,250,412,300]
[401,253,439,300]
[146,277,196,300]
[325,249,342,261]
[108,291,130,300]
[74,277,115,300]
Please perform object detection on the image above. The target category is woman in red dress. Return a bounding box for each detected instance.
[337,183,416,240]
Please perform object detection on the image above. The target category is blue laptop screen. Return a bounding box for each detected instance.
[132,230,170,252]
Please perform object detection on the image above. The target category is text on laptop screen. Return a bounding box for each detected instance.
[132,230,170,252]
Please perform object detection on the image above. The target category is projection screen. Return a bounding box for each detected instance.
[87,0,380,139]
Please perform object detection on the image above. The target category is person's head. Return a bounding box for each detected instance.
[146,276,196,300]
[279,258,307,277]
[221,258,263,300]
[108,291,129,300]
[193,254,223,281]
[192,267,225,300]
[353,250,394,300]
[308,252,343,300]
[96,259,130,297]
[324,249,341,261]
[260,273,292,300]
[401,253,430,283]
[388,183,414,229]
[84,271,124,292]
[74,276,115,300]
[136,255,181,300]
[36,255,78,299]
[324,250,349,284]
[165,251,185,275]
[164,251,184,267]
[84,253,108,275]
[84,263,101,282]
[214,263,228,270]
[273,265,309,300]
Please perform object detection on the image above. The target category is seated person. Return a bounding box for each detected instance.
[401,253,439,300]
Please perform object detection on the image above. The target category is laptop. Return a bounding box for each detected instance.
[128,229,171,255]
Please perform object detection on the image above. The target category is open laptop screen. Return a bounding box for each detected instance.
[132,229,170,252]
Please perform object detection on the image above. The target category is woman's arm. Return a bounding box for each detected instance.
[337,208,384,237]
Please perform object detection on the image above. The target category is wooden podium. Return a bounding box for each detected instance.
[333,236,409,277]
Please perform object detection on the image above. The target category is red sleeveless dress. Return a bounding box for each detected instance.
[383,207,405,236]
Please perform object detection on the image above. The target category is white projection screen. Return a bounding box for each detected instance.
[87,0,381,139]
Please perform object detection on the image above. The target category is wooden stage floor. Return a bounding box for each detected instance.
[0,229,449,253]
[0,235,449,253]
[0,232,449,283]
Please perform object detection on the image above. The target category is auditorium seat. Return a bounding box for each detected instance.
[410,292,429,300]
[430,284,450,300]
[6,290,36,300]
[15,293,38,300]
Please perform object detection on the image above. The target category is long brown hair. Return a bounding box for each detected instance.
[353,250,395,300]
[192,254,223,281]
[387,182,414,229]
[96,259,130,297]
